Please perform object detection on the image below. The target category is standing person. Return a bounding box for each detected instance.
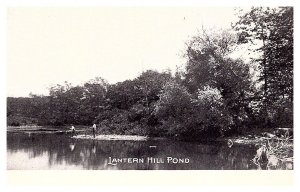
[71,125,76,136]
[92,124,97,138]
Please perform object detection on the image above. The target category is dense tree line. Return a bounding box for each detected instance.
[7,7,293,140]
[234,7,293,128]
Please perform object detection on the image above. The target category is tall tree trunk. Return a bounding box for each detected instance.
[261,25,269,126]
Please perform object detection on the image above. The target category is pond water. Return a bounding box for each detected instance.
[7,131,264,170]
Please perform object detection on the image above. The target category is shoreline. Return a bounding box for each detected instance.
[7,126,293,146]
[72,134,149,141]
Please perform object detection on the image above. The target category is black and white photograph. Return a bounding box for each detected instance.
[5,5,293,172]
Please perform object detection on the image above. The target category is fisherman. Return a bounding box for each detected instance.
[92,123,97,138]
[71,125,76,136]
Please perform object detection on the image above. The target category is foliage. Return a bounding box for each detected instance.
[7,96,49,126]
[183,28,255,133]
[154,83,233,138]
[154,81,193,137]
[7,7,293,141]
[192,86,234,137]
[234,7,293,127]
[155,81,192,121]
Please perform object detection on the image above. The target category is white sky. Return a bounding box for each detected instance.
[7,7,238,97]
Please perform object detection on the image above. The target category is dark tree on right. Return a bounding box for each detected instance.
[233,7,293,128]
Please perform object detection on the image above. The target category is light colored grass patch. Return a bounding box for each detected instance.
[73,134,148,141]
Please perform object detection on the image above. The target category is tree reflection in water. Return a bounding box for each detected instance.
[7,132,276,170]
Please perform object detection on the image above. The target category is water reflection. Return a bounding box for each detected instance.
[69,143,76,151]
[7,132,267,170]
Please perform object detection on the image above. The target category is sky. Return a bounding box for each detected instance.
[7,7,239,97]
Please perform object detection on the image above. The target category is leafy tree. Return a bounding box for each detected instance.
[183,28,254,131]
[47,82,74,125]
[192,86,234,137]
[135,70,172,112]
[155,81,234,139]
[106,80,142,110]
[7,95,50,126]
[45,78,108,125]
[155,80,193,137]
[234,7,293,127]
[81,77,108,124]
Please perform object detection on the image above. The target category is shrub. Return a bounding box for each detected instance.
[192,86,234,137]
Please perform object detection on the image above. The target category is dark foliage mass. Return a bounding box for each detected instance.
[7,7,293,140]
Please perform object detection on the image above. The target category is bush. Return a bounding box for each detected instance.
[192,86,234,137]
[155,84,234,140]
